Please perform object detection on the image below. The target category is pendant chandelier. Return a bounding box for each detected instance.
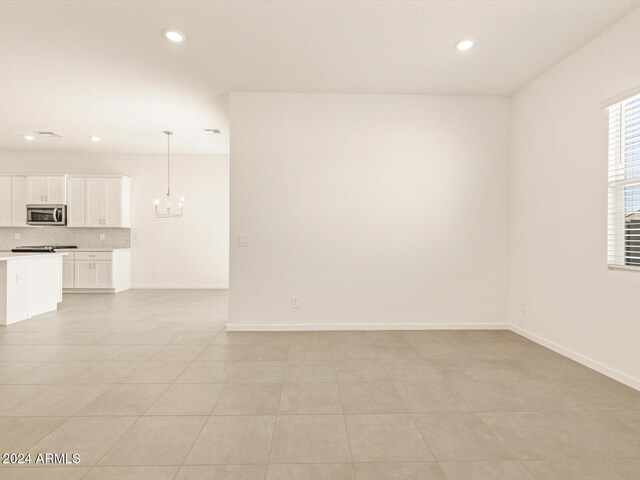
[155,130,184,218]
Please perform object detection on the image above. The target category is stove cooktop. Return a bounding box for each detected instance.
[11,245,78,253]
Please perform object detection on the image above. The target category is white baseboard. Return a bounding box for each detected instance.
[509,324,640,392]
[226,322,508,332]
[64,288,115,294]
[131,284,229,289]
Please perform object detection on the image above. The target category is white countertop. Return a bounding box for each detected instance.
[0,252,67,261]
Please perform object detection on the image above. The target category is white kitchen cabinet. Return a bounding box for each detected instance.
[66,177,86,227]
[74,261,94,288]
[66,250,130,293]
[9,174,130,228]
[93,261,113,288]
[86,177,112,227]
[0,176,29,227]
[11,176,28,226]
[26,176,66,204]
[62,253,75,289]
[0,177,11,226]
[85,176,131,228]
[26,176,46,204]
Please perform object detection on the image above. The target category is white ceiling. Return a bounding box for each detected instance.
[1,0,638,155]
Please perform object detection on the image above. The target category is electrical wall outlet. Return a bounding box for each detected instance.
[520,302,527,314]
[291,296,300,308]
[14,233,20,240]
[152,269,158,277]
[238,234,249,247]
[99,233,106,241]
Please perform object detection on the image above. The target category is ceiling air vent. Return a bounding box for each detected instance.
[203,128,221,134]
[37,131,63,138]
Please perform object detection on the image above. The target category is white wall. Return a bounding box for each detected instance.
[229,93,510,330]
[0,152,229,288]
[509,9,640,387]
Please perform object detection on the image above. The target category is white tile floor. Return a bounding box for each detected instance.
[0,290,639,479]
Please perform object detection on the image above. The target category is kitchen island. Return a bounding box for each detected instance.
[0,253,65,325]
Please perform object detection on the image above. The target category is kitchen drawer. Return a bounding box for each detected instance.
[62,252,75,261]
[75,251,112,261]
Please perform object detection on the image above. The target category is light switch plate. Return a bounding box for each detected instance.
[14,233,20,240]
[99,233,106,241]
[238,234,249,247]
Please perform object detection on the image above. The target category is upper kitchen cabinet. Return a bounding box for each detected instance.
[26,175,66,204]
[11,176,28,226]
[0,176,28,227]
[86,176,131,228]
[67,176,131,228]
[66,177,86,227]
[0,177,11,226]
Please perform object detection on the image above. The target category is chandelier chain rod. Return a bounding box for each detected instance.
[166,131,171,197]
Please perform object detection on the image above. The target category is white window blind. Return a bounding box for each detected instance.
[608,92,640,268]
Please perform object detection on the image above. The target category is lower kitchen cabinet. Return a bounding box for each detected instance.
[62,258,75,289]
[63,249,131,293]
[74,260,112,289]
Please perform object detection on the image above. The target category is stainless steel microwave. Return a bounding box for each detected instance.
[26,205,67,226]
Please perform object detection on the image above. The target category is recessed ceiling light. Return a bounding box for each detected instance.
[23,134,35,141]
[164,29,185,43]
[455,39,474,51]
[90,136,101,142]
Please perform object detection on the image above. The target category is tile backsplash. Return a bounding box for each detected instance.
[0,227,130,250]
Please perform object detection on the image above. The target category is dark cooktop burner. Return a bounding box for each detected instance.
[11,245,78,253]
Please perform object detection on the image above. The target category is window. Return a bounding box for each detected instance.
[608,92,640,268]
